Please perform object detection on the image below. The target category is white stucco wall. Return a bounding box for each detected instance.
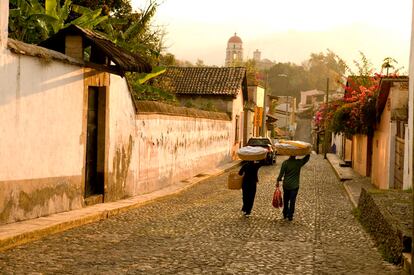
[0,0,7,50]
[134,114,232,195]
[0,50,85,223]
[106,75,235,198]
[105,74,137,200]
[0,53,85,180]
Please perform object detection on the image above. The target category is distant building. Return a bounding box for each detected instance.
[253,49,261,62]
[298,89,326,112]
[252,49,273,70]
[225,33,243,66]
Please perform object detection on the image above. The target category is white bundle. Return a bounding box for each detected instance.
[237,146,267,161]
[238,146,267,155]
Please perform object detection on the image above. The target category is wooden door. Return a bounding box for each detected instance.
[85,86,105,197]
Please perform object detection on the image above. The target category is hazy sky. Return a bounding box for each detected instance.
[133,0,412,72]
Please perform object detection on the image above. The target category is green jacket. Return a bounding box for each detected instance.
[277,155,310,190]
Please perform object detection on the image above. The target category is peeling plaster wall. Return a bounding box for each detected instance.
[134,114,232,194]
[105,74,136,201]
[0,50,85,224]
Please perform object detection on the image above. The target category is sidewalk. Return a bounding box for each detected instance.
[0,160,242,252]
[325,153,373,208]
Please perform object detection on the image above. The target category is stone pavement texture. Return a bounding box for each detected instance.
[0,155,403,274]
[0,161,242,252]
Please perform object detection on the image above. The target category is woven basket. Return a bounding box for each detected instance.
[276,145,311,156]
[228,172,243,190]
[275,140,312,156]
[237,151,267,161]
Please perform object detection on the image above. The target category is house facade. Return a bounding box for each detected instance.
[246,84,265,139]
[155,66,248,159]
[331,77,409,190]
[298,89,325,112]
[371,78,409,189]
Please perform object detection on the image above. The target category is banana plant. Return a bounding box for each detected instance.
[9,0,108,44]
[136,66,166,84]
[9,0,56,43]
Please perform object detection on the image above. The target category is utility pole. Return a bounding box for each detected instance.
[324,78,329,159]
[261,72,269,137]
[286,96,289,137]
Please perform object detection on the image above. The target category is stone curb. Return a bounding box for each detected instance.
[0,160,242,252]
[324,154,358,209]
[342,184,358,208]
[325,153,354,181]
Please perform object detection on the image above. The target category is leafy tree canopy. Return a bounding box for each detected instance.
[71,0,132,16]
[263,49,347,102]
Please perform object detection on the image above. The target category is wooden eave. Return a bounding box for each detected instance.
[39,25,151,74]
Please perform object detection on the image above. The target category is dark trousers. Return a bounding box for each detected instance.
[242,181,257,214]
[283,187,299,219]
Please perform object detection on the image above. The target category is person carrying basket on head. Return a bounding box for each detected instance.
[276,154,310,221]
[238,160,264,217]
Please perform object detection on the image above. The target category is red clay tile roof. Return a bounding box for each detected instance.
[157,66,247,97]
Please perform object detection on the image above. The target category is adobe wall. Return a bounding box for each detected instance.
[0,51,85,224]
[133,113,232,195]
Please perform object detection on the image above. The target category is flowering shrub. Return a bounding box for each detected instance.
[314,73,382,137]
[314,100,342,129]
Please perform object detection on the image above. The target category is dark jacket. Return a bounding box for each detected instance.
[277,154,310,190]
[239,161,262,184]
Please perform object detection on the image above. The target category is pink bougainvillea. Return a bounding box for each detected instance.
[313,72,396,137]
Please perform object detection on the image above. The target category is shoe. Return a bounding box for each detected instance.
[288,217,293,221]
[244,212,251,217]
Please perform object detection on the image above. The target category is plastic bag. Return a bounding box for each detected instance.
[272,186,283,208]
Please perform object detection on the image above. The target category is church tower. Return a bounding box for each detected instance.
[253,49,261,62]
[225,33,243,66]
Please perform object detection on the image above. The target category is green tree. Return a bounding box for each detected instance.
[9,0,52,43]
[71,0,132,16]
[9,0,107,44]
[264,50,346,102]
[195,59,205,67]
[304,49,347,91]
[381,57,398,76]
[99,0,163,64]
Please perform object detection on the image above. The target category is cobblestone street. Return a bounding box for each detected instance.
[0,155,404,274]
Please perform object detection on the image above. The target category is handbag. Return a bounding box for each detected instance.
[272,186,283,208]
[228,172,243,190]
